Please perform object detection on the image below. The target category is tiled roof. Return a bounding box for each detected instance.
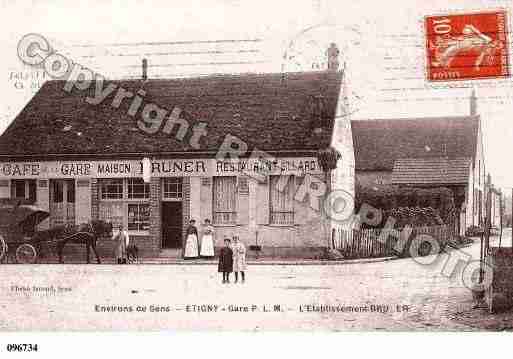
[391,157,472,185]
[0,71,343,159]
[351,117,479,171]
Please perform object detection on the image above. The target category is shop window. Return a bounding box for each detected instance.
[66,180,75,203]
[269,175,295,225]
[11,179,37,202]
[127,178,150,199]
[99,202,124,229]
[99,179,123,199]
[11,180,26,199]
[28,181,37,202]
[53,180,65,203]
[98,178,150,233]
[213,176,237,224]
[163,177,183,199]
[128,203,150,231]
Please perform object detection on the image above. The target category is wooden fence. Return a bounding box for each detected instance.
[332,224,453,259]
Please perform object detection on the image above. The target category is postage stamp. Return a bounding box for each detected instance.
[425,10,509,81]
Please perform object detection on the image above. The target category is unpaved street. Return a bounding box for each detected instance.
[0,232,510,331]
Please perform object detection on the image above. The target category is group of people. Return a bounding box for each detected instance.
[113,218,248,284]
[184,218,247,284]
[218,236,247,284]
[183,219,215,258]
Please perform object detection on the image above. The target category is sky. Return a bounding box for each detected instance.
[1,0,513,190]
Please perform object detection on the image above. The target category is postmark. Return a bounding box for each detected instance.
[425,10,509,81]
[282,22,364,117]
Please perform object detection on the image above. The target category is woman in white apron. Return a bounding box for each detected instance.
[184,219,199,259]
[200,219,215,258]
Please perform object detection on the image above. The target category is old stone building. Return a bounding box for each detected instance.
[351,91,487,236]
[0,63,354,258]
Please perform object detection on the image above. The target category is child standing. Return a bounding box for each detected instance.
[218,238,233,283]
[232,236,247,283]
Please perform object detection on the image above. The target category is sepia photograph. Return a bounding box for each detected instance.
[0,0,513,355]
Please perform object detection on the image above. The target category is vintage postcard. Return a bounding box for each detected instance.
[1,0,513,339]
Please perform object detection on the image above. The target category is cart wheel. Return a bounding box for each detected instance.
[16,244,37,264]
[418,241,432,257]
[0,235,6,262]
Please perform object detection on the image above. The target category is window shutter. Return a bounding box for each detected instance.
[294,176,307,225]
[237,177,249,225]
[75,180,91,224]
[237,193,249,225]
[0,180,9,200]
[189,177,201,223]
[256,178,269,224]
[200,177,213,222]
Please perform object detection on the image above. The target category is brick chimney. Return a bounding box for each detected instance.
[142,58,148,80]
[327,43,340,71]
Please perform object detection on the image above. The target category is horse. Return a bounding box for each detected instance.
[33,220,112,264]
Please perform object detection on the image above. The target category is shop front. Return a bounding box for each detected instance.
[0,69,354,259]
[0,157,328,258]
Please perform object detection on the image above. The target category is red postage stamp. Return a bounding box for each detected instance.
[425,10,509,81]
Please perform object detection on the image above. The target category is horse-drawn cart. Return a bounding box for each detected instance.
[0,200,112,264]
[0,201,50,263]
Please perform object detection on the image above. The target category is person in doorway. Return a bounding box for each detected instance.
[218,237,233,283]
[113,224,129,264]
[232,236,247,283]
[200,219,215,258]
[184,219,199,259]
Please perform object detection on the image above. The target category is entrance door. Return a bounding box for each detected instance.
[162,202,183,248]
[49,179,75,227]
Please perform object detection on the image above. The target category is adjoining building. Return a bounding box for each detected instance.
[0,54,355,258]
[351,91,487,236]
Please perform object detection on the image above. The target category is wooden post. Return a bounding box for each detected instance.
[479,174,492,284]
[485,174,492,255]
[325,169,332,250]
[479,233,484,284]
[499,190,503,248]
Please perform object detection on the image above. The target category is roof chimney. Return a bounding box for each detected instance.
[142,58,148,80]
[470,88,477,116]
[327,43,340,71]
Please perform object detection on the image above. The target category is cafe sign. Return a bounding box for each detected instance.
[0,158,322,179]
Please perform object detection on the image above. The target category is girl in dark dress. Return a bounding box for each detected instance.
[218,238,233,283]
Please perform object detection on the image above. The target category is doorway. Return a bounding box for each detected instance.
[161,202,183,249]
[49,179,75,227]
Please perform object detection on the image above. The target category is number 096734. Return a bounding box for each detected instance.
[6,344,39,352]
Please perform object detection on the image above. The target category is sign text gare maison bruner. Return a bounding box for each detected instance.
[0,158,321,179]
